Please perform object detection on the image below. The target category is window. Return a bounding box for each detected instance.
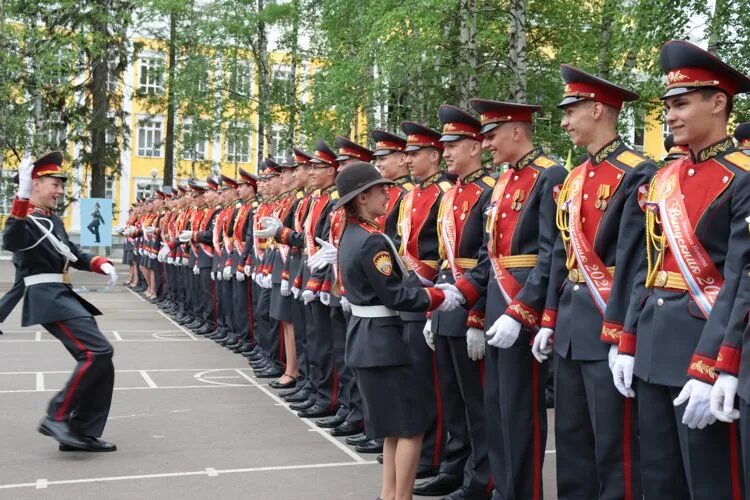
[135,177,162,199]
[272,65,293,105]
[270,124,287,164]
[105,178,115,200]
[181,121,207,161]
[226,124,251,163]
[137,117,163,157]
[633,113,645,153]
[228,60,252,95]
[41,113,67,150]
[0,170,16,216]
[107,60,120,93]
[139,54,165,95]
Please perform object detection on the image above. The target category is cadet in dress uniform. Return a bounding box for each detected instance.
[614,40,750,500]
[335,161,457,500]
[1,152,119,452]
[210,176,239,344]
[539,65,655,500]
[424,105,493,500]
[449,99,567,500]
[178,179,208,330]
[663,133,689,163]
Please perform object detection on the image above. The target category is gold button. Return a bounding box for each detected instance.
[568,269,579,282]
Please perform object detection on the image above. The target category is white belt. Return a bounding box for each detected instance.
[349,304,399,318]
[23,273,64,286]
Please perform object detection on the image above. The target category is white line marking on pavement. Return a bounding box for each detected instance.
[0,461,377,491]
[205,468,219,477]
[0,385,253,395]
[109,409,191,420]
[124,287,201,341]
[233,369,367,464]
[34,479,47,489]
[34,331,42,342]
[111,330,123,341]
[35,372,44,391]
[139,370,158,388]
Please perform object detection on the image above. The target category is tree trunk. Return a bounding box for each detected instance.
[507,0,527,101]
[597,0,616,79]
[707,0,727,54]
[457,0,477,108]
[89,1,109,198]
[163,10,178,186]
[286,0,299,148]
[254,0,269,165]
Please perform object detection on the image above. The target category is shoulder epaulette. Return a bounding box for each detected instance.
[403,182,415,191]
[615,150,648,168]
[331,191,340,200]
[296,190,304,199]
[482,175,496,187]
[724,151,750,171]
[438,181,453,192]
[533,155,556,168]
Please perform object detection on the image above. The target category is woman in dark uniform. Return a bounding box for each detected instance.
[335,162,461,500]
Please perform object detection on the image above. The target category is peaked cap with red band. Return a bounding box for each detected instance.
[334,136,374,162]
[401,121,443,152]
[309,139,338,167]
[30,151,68,181]
[660,40,750,100]
[370,129,407,157]
[206,175,221,191]
[292,147,314,166]
[437,104,482,142]
[470,99,542,134]
[558,64,639,110]
[239,167,259,188]
[220,174,238,189]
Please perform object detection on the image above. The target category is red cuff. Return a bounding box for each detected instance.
[305,278,322,293]
[321,280,331,294]
[600,320,623,345]
[455,277,481,308]
[10,197,30,219]
[293,275,303,288]
[618,331,637,356]
[90,256,111,274]
[716,344,741,376]
[277,227,292,245]
[541,308,557,329]
[426,288,446,311]
[281,270,290,280]
[687,354,718,384]
[505,300,540,328]
[467,310,485,329]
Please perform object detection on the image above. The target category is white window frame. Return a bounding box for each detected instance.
[228,59,252,95]
[226,124,251,163]
[138,53,165,95]
[136,115,164,158]
[42,112,67,149]
[181,120,207,161]
[270,124,286,164]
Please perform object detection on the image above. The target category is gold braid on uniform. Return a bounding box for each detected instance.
[554,175,575,271]
[645,178,665,288]
[436,194,448,260]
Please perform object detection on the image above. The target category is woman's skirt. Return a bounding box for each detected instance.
[269,284,293,322]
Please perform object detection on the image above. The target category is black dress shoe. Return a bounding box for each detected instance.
[269,376,299,390]
[59,436,117,452]
[289,400,315,411]
[186,321,203,330]
[345,434,368,446]
[211,334,229,342]
[285,391,311,403]
[416,465,440,479]
[251,362,272,372]
[38,417,89,449]
[237,343,255,354]
[297,403,336,419]
[330,420,364,437]
[355,439,384,454]
[279,385,304,398]
[256,367,284,378]
[443,486,489,500]
[412,472,462,497]
[376,454,383,464]
[315,414,346,429]
[195,326,215,335]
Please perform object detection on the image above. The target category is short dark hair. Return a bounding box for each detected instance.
[699,88,733,119]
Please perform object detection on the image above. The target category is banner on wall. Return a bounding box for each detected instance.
[80,198,112,247]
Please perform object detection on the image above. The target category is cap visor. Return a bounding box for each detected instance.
[660,86,701,100]
[479,123,500,134]
[557,96,587,108]
[439,134,464,143]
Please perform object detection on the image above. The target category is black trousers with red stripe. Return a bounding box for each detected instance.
[434,334,490,493]
[554,356,641,500]
[308,300,335,409]
[486,339,548,500]
[42,317,114,438]
[331,306,361,422]
[638,379,743,500]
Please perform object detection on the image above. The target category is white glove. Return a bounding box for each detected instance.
[216,269,223,280]
[422,319,435,351]
[608,344,618,370]
[262,274,272,289]
[182,257,189,266]
[222,266,232,280]
[314,237,338,266]
[280,279,290,297]
[158,243,170,262]
[307,251,323,270]
[210,271,215,280]
[236,270,246,282]
[302,290,317,305]
[340,296,351,314]
[674,379,717,429]
[100,262,118,287]
[292,286,301,299]
[531,327,554,363]
[178,230,192,242]
[254,273,263,286]
[320,291,330,305]
[435,283,465,312]
[257,216,283,236]
[244,265,252,276]
[193,265,200,275]
[612,354,636,398]
[710,374,740,423]
[17,157,34,199]
[466,327,485,361]
[167,256,174,265]
[487,314,522,349]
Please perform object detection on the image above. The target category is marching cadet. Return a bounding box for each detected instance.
[663,133,689,163]
[335,161,460,500]
[614,40,750,499]
[448,98,567,500]
[736,122,750,154]
[1,152,118,451]
[228,169,258,354]
[371,129,444,472]
[423,105,493,500]
[539,64,656,499]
